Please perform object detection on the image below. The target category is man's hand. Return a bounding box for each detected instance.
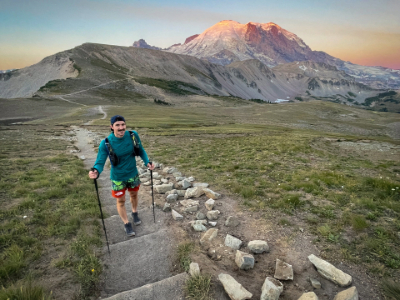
[89,169,98,179]
[147,162,155,170]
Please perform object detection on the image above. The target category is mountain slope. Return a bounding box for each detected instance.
[133,20,400,90]
[0,43,379,108]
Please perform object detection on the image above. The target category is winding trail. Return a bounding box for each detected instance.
[73,111,187,300]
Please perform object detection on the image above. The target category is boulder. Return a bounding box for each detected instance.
[333,287,358,300]
[161,178,169,184]
[172,171,182,178]
[152,172,162,180]
[162,203,171,212]
[166,194,178,203]
[176,190,186,197]
[298,292,319,300]
[187,176,195,182]
[189,262,200,277]
[235,250,255,270]
[155,183,173,194]
[203,188,221,200]
[208,221,217,226]
[193,182,209,188]
[196,212,206,220]
[167,167,177,174]
[225,216,240,227]
[260,277,283,300]
[185,187,205,198]
[248,240,269,254]
[165,189,177,196]
[310,278,321,289]
[163,167,171,173]
[192,223,207,232]
[180,199,199,213]
[180,179,192,189]
[205,198,215,211]
[200,228,218,244]
[218,273,252,300]
[206,210,220,220]
[171,209,183,221]
[308,254,352,287]
[274,259,293,280]
[176,176,185,181]
[225,234,242,250]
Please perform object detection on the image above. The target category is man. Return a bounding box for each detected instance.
[89,115,155,237]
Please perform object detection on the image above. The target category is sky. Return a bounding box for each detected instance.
[1,0,399,70]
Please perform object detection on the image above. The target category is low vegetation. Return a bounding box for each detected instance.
[0,125,103,299]
[134,77,202,95]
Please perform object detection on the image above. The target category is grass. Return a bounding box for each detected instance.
[381,279,400,299]
[0,125,103,299]
[134,77,202,95]
[0,278,53,300]
[184,274,213,300]
[177,242,195,272]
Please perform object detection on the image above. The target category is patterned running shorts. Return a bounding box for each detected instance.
[111,175,140,198]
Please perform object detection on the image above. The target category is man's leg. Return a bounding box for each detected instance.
[129,190,139,213]
[116,195,129,224]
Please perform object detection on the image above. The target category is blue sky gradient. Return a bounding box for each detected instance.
[1,0,399,69]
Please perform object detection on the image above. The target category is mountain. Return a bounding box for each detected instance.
[132,39,161,50]
[0,43,380,109]
[133,20,400,90]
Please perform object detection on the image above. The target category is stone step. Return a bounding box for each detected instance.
[103,207,168,244]
[102,272,188,300]
[100,229,175,298]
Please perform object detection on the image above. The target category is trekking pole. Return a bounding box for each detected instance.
[91,168,111,255]
[149,162,155,223]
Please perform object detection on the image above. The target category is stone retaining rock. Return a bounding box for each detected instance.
[172,209,183,221]
[208,221,217,226]
[180,199,199,213]
[205,199,215,211]
[260,277,283,300]
[200,228,218,244]
[218,273,252,300]
[235,250,255,270]
[163,203,171,212]
[333,287,358,300]
[206,210,220,220]
[298,292,318,300]
[274,259,293,280]
[248,240,269,253]
[192,223,207,231]
[225,216,240,227]
[155,183,173,194]
[184,187,205,198]
[225,234,242,250]
[180,179,192,189]
[196,212,206,220]
[165,189,177,196]
[308,254,352,287]
[161,178,169,184]
[166,194,178,203]
[203,188,221,200]
[310,278,321,289]
[189,262,200,277]
[193,182,209,188]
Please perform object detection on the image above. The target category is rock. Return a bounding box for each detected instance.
[70,149,80,153]
[168,167,177,174]
[189,262,200,277]
[207,248,221,261]
[166,194,178,203]
[163,167,172,173]
[209,221,217,226]
[176,190,186,197]
[218,273,253,300]
[333,287,358,300]
[274,259,293,280]
[139,173,150,178]
[298,292,319,300]
[183,205,198,213]
[200,228,218,244]
[158,163,163,169]
[248,240,269,253]
[308,254,352,287]
[185,187,205,198]
[190,220,208,226]
[143,181,151,186]
[225,234,242,250]
[155,183,173,194]
[80,155,86,160]
[194,182,209,188]
[192,223,207,231]
[163,203,171,212]
[155,180,161,185]
[180,199,199,208]
[205,199,215,211]
[137,166,144,174]
[180,179,192,189]
[310,278,321,289]
[235,250,255,270]
[206,210,220,220]
[225,216,240,227]
[187,176,195,182]
[161,178,169,184]
[196,212,206,220]
[173,171,182,178]
[260,277,283,300]
[203,188,221,200]
[172,209,183,221]
[152,172,162,179]
[176,176,185,181]
[165,189,178,196]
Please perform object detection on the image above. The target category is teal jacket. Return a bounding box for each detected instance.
[93,131,149,181]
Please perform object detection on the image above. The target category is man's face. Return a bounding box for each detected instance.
[111,121,126,138]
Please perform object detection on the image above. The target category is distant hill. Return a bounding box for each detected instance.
[1,43,383,110]
[133,20,400,90]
